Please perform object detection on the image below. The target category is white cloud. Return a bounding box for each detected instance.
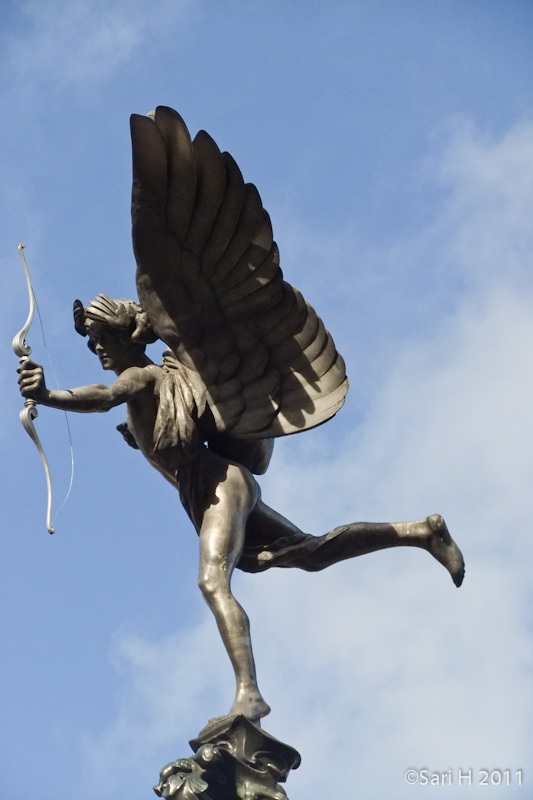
[3,0,192,99]
[80,619,234,797]
[427,119,533,287]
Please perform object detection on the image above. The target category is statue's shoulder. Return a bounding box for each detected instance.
[118,363,163,394]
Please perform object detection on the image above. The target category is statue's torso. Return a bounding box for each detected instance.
[124,365,182,486]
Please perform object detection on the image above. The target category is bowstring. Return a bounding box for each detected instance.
[32,286,75,525]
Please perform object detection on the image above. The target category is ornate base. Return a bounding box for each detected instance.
[154,715,301,800]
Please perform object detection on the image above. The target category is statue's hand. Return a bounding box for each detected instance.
[17,359,48,403]
[117,421,140,449]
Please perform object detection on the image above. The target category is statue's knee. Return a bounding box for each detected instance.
[198,566,226,604]
[198,573,214,601]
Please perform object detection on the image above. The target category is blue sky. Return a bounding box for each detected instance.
[1,2,533,798]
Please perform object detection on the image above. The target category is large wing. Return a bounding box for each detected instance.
[131,106,348,439]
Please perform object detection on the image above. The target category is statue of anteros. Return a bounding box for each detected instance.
[18,107,464,725]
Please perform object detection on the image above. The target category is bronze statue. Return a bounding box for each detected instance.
[18,107,464,728]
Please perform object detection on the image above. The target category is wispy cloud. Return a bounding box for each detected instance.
[3,0,192,99]
[425,118,533,289]
[80,620,233,797]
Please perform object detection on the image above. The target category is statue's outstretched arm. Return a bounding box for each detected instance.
[18,359,144,413]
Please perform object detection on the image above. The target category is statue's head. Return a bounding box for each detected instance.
[73,294,157,369]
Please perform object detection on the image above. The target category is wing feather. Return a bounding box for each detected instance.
[185,131,227,255]
[217,376,242,401]
[255,286,303,344]
[217,349,240,382]
[221,243,280,303]
[271,380,347,435]
[293,306,319,348]
[270,316,325,371]
[222,272,284,317]
[131,114,169,267]
[207,395,245,431]
[202,154,246,274]
[281,352,347,401]
[211,184,265,284]
[243,368,280,402]
[300,318,328,365]
[237,341,269,383]
[201,328,235,361]
[218,221,275,291]
[155,106,197,240]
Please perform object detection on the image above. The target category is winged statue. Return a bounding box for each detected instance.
[18,107,464,725]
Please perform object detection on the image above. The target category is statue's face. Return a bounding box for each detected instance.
[88,326,136,371]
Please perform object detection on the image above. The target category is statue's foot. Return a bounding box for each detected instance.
[229,690,271,724]
[424,514,465,587]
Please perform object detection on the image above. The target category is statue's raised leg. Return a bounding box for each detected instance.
[241,503,465,587]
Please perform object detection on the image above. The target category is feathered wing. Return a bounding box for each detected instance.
[130,106,348,440]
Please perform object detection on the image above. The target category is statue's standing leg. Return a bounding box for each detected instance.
[196,457,271,722]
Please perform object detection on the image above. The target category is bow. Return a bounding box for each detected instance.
[13,243,55,533]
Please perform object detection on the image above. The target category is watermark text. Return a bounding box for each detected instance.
[404,768,523,787]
